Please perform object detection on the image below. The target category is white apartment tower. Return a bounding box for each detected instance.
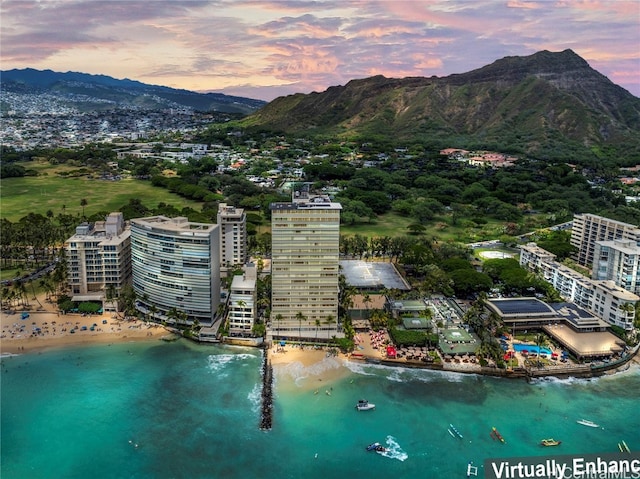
[227,263,257,337]
[65,212,131,309]
[130,216,220,325]
[217,203,247,270]
[593,239,640,295]
[270,191,342,340]
[570,213,640,267]
[520,242,638,330]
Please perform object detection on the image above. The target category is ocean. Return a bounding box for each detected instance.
[1,340,638,479]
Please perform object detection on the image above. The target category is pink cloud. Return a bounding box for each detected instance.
[1,0,638,99]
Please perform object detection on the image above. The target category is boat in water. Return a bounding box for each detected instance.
[491,427,506,443]
[448,424,463,439]
[356,399,375,411]
[366,442,386,453]
[618,441,630,453]
[576,419,600,428]
[540,438,561,447]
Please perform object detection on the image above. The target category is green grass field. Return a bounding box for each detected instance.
[1,163,203,221]
[340,213,414,237]
[340,213,509,242]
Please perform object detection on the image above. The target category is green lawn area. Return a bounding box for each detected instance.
[340,213,415,237]
[1,166,203,221]
[340,213,510,242]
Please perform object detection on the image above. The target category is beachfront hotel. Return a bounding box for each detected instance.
[520,242,638,330]
[270,189,342,340]
[592,239,640,295]
[217,203,247,273]
[65,212,131,311]
[130,216,220,325]
[570,213,640,268]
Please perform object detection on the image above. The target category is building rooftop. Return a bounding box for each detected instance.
[131,216,217,234]
[230,274,256,290]
[340,260,410,290]
[487,298,556,316]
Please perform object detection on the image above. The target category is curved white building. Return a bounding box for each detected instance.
[131,216,220,325]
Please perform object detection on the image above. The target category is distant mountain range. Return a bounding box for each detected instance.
[0,68,266,114]
[243,50,640,160]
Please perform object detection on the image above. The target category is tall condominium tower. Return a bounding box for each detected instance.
[65,212,131,309]
[130,216,220,325]
[570,213,640,267]
[217,203,247,270]
[270,191,342,340]
[593,239,640,295]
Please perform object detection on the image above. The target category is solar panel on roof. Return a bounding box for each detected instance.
[490,299,553,314]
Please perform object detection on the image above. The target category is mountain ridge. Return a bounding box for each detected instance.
[243,50,640,160]
[1,68,267,114]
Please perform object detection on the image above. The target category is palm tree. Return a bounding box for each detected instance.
[167,307,178,325]
[363,293,371,319]
[315,319,321,341]
[149,304,158,323]
[323,314,336,340]
[295,311,306,343]
[274,313,283,340]
[80,198,88,219]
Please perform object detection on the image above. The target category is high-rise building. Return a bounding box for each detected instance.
[570,213,640,267]
[593,239,640,295]
[65,212,131,310]
[227,263,257,337]
[217,203,247,271]
[270,191,342,340]
[520,242,637,330]
[130,216,220,325]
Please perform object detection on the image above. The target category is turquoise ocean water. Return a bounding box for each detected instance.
[1,340,638,479]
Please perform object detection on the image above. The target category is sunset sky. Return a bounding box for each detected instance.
[2,0,639,101]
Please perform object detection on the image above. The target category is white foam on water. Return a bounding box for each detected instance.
[531,375,599,387]
[207,353,256,377]
[274,356,343,386]
[247,382,262,414]
[343,360,378,376]
[344,360,471,384]
[378,435,408,461]
[0,353,20,358]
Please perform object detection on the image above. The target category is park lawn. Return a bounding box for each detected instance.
[1,267,22,282]
[340,213,414,237]
[340,213,508,242]
[1,175,204,221]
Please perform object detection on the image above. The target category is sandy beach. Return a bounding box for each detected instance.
[269,344,352,392]
[1,295,169,355]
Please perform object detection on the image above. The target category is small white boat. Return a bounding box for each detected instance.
[356,399,375,411]
[449,424,463,439]
[576,419,600,428]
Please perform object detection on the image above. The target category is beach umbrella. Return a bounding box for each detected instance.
[279,340,286,347]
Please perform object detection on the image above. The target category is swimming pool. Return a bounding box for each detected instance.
[512,344,552,355]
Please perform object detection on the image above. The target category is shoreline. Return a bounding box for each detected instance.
[1,301,169,355]
[3,296,637,382]
[268,345,351,392]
